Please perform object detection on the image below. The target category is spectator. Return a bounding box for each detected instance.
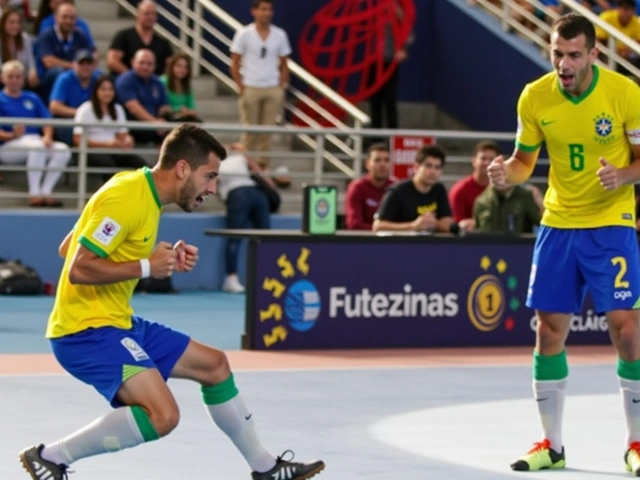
[0,7,38,89]
[49,49,99,145]
[230,0,291,169]
[373,145,458,233]
[218,142,273,293]
[0,0,32,19]
[473,184,542,234]
[34,0,95,49]
[115,48,171,145]
[448,140,499,231]
[596,0,640,72]
[345,142,394,230]
[34,2,92,101]
[73,75,147,182]
[368,0,413,133]
[107,0,172,77]
[0,60,71,207]
[159,52,201,122]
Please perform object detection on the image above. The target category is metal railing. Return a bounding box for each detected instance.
[0,118,541,211]
[113,0,370,178]
[469,0,640,78]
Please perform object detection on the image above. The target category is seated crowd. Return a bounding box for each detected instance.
[345,141,546,236]
[0,0,200,206]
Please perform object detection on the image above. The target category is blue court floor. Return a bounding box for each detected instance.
[0,292,630,479]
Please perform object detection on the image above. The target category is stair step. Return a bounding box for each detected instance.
[76,0,121,20]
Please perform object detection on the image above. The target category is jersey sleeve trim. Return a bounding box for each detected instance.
[515,140,542,152]
[79,235,108,258]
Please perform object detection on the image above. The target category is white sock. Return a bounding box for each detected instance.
[205,394,275,472]
[620,378,640,445]
[533,379,567,453]
[41,406,155,466]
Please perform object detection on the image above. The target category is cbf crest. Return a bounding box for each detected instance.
[593,112,615,144]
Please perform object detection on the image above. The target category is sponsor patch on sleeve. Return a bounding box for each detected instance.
[627,129,640,145]
[92,217,122,246]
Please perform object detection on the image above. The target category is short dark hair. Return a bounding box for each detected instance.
[252,0,272,7]
[552,13,596,50]
[474,140,500,156]
[618,0,636,8]
[158,124,227,170]
[415,146,445,167]
[367,142,390,158]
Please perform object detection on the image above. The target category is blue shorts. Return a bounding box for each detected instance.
[51,316,190,408]
[526,226,640,314]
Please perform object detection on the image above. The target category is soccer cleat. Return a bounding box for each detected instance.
[510,439,565,471]
[19,445,69,480]
[251,450,325,480]
[625,442,640,476]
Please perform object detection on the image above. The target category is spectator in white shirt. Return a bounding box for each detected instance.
[230,0,291,169]
[73,75,146,182]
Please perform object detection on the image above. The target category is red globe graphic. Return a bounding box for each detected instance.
[298,0,416,107]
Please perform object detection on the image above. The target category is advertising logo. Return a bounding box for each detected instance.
[259,247,316,348]
[467,256,522,332]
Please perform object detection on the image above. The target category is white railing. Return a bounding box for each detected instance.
[0,118,542,211]
[113,0,370,178]
[469,0,640,78]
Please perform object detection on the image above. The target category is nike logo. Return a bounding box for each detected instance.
[633,399,640,403]
[245,414,252,420]
[541,119,555,126]
[536,397,548,402]
[143,235,152,242]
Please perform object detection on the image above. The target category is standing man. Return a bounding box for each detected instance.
[488,13,640,474]
[345,143,394,230]
[230,0,291,170]
[18,124,325,480]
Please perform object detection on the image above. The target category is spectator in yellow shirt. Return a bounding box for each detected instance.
[596,0,640,73]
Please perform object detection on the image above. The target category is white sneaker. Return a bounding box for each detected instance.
[222,275,245,293]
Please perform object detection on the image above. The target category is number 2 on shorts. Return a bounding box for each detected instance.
[612,256,630,289]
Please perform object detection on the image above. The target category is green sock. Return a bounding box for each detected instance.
[532,351,568,452]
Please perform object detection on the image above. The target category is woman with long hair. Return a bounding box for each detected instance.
[0,7,38,88]
[73,75,147,182]
[159,52,201,122]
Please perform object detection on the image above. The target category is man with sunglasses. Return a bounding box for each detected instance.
[230,0,291,170]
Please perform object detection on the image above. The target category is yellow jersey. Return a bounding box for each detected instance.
[515,65,640,228]
[47,167,162,338]
[595,10,640,54]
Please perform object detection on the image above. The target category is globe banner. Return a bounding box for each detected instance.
[249,239,609,350]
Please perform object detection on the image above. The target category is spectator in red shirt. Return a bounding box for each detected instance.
[448,140,499,230]
[345,143,394,230]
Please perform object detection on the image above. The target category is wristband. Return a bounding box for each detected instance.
[139,259,151,279]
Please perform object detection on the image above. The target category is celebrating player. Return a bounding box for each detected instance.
[488,12,640,474]
[18,124,325,480]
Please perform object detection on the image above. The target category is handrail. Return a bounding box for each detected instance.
[0,118,523,210]
[470,0,640,78]
[112,0,370,181]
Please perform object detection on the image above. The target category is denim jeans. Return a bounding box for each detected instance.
[225,186,270,274]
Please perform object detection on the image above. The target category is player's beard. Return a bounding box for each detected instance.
[178,178,197,213]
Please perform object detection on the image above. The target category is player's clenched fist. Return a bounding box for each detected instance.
[597,157,622,191]
[487,155,507,188]
[173,240,199,272]
[149,241,177,278]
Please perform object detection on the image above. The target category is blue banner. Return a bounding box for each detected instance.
[250,240,609,350]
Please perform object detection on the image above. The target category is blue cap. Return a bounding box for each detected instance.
[74,49,93,63]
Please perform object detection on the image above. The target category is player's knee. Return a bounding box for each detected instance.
[614,321,640,353]
[149,406,180,437]
[202,349,231,386]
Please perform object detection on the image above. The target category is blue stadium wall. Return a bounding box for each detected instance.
[0,212,301,291]
[151,0,548,131]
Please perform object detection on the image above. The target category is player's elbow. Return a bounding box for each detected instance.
[68,263,89,285]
